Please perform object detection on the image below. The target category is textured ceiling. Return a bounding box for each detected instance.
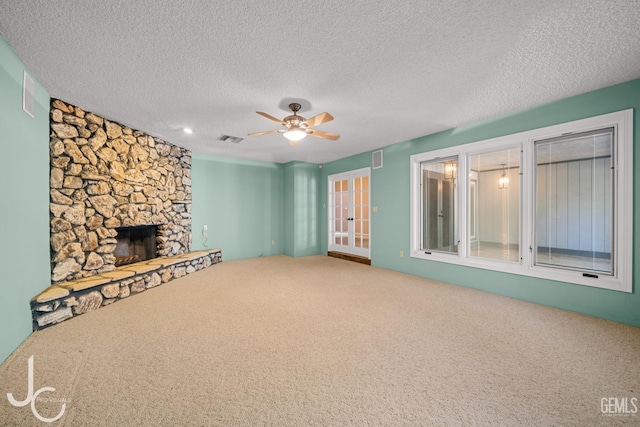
[1,0,639,164]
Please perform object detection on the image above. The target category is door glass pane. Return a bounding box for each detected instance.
[421,157,458,254]
[468,148,520,262]
[534,128,613,274]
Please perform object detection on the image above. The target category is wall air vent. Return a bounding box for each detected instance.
[23,71,35,118]
[218,134,243,144]
[372,150,383,169]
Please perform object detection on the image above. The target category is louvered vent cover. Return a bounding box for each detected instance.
[372,150,383,169]
[218,134,243,144]
[23,71,35,118]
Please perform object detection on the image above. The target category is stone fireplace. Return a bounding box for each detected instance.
[49,99,192,283]
[32,98,223,331]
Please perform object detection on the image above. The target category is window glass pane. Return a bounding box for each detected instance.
[421,157,458,254]
[534,128,613,274]
[468,148,520,262]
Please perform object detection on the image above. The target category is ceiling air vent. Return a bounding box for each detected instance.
[218,134,243,144]
[372,150,383,169]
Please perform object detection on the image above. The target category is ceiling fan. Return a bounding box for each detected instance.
[248,103,340,146]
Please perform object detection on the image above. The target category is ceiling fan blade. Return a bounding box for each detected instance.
[307,129,340,141]
[288,139,300,147]
[248,129,282,137]
[303,112,334,128]
[256,111,285,124]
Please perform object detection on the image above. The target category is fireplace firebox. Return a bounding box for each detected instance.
[114,225,158,266]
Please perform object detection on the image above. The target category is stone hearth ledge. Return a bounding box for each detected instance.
[31,249,222,330]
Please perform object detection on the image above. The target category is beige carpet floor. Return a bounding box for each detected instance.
[1,255,639,426]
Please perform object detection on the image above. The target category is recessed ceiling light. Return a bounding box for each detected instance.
[183,127,193,134]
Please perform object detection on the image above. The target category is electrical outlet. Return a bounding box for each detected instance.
[373,206,378,213]
[203,232,208,238]
[399,250,404,257]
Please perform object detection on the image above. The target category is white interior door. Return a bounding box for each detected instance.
[328,168,371,258]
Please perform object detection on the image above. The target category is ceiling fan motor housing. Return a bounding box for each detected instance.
[284,115,307,128]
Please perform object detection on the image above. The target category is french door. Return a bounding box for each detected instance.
[328,168,371,258]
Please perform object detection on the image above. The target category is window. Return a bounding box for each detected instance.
[420,157,458,254]
[410,110,633,292]
[468,148,520,263]
[534,128,614,275]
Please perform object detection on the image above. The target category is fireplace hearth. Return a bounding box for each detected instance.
[114,225,158,266]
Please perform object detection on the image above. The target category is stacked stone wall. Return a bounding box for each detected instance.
[49,99,192,283]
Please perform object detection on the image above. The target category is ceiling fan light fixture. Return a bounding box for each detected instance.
[283,127,307,141]
[249,103,338,143]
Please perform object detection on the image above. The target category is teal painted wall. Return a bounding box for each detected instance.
[283,162,321,257]
[0,36,51,363]
[283,162,295,255]
[321,78,640,326]
[191,153,284,260]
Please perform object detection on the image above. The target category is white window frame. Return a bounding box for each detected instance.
[410,109,633,292]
